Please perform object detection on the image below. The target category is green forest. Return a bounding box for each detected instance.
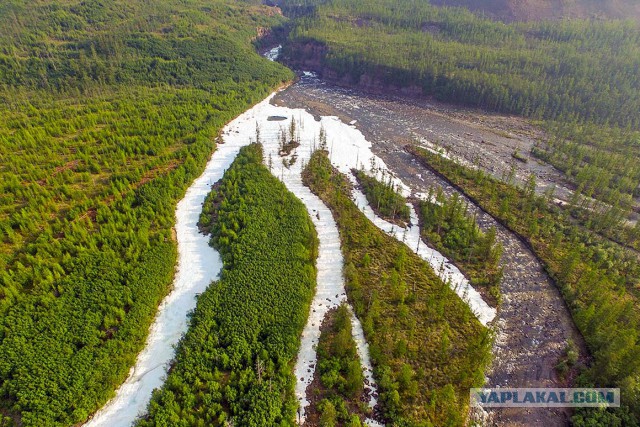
[303,151,492,426]
[418,188,503,305]
[307,304,367,427]
[282,0,640,128]
[354,168,503,304]
[408,145,640,425]
[0,1,291,425]
[273,4,640,422]
[138,143,317,426]
[533,121,640,250]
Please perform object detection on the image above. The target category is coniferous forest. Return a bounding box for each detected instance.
[408,145,640,425]
[280,0,640,245]
[3,0,640,426]
[308,304,368,426]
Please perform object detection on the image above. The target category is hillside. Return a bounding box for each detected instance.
[0,1,291,425]
[431,0,640,22]
[283,0,640,128]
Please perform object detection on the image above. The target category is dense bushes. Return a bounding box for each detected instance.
[303,151,491,426]
[137,143,318,426]
[0,1,292,425]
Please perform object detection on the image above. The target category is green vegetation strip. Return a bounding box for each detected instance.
[353,170,410,227]
[418,188,503,306]
[303,151,491,426]
[408,145,640,425]
[138,144,318,426]
[307,304,368,427]
[0,1,292,425]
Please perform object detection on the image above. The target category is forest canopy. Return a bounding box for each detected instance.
[281,0,640,129]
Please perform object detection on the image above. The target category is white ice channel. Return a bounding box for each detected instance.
[86,87,495,426]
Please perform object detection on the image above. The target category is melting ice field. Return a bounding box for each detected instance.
[86,88,495,426]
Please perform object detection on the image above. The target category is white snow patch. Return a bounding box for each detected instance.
[553,197,570,207]
[417,137,475,169]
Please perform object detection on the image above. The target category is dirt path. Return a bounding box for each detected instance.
[275,77,589,426]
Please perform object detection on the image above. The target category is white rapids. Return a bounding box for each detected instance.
[265,45,282,61]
